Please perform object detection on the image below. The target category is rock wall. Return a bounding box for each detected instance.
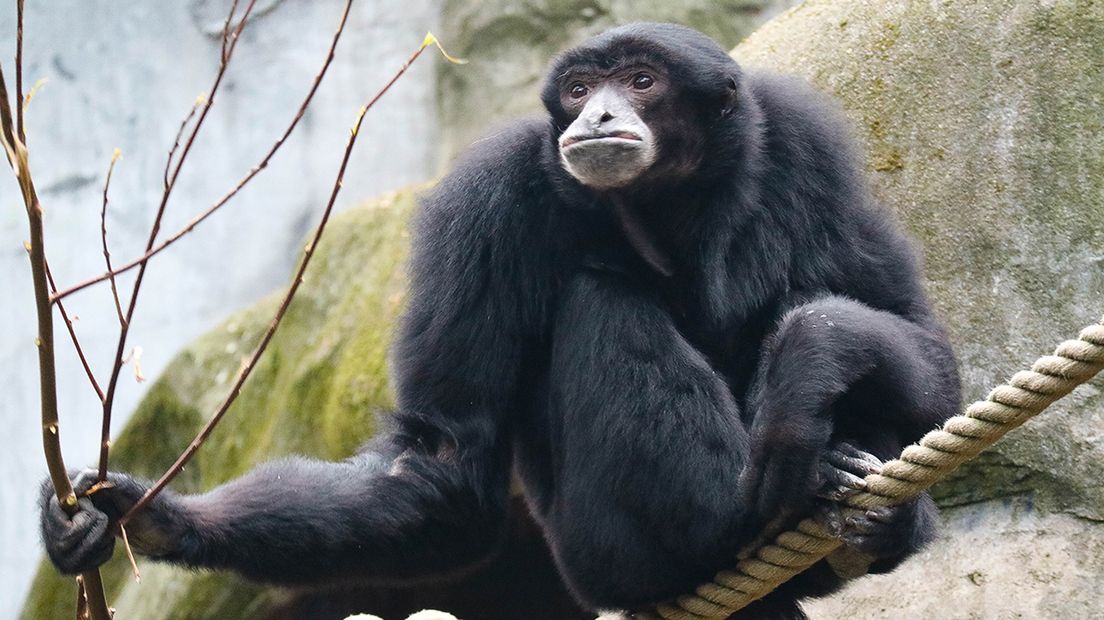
[0,0,439,614]
[733,1,1104,616]
[436,0,799,162]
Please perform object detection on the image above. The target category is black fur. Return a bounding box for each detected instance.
[40,23,960,619]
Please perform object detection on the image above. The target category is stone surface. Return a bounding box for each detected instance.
[732,1,1104,616]
[436,0,799,163]
[0,0,438,613]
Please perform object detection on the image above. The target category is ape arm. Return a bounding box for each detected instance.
[42,128,546,583]
[135,430,510,585]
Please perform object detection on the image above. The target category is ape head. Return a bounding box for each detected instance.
[541,23,744,191]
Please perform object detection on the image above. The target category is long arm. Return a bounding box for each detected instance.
[41,126,546,584]
[114,427,509,585]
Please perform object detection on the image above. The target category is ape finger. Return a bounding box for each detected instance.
[825,443,883,478]
[863,506,896,524]
[816,457,867,502]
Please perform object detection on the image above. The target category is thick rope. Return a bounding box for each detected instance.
[608,315,1104,620]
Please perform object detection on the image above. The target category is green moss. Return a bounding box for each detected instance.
[871,147,904,172]
[871,20,899,54]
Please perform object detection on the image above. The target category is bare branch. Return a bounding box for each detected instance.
[100,149,125,328]
[220,0,242,64]
[97,0,260,482]
[16,0,25,142]
[119,525,141,582]
[0,56,112,620]
[51,0,355,305]
[122,34,440,525]
[75,576,86,620]
[163,102,198,191]
[45,259,105,402]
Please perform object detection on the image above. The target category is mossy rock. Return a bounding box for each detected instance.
[20,189,418,619]
[733,1,1104,616]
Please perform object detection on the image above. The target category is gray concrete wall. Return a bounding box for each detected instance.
[0,1,439,614]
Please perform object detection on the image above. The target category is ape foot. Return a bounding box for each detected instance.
[815,441,880,503]
[816,443,916,561]
[817,503,912,560]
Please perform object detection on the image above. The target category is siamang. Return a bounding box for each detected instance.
[41,23,960,619]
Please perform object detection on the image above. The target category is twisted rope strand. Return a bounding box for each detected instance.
[623,316,1104,620]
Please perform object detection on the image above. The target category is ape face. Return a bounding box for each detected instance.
[554,64,664,189]
[543,24,743,192]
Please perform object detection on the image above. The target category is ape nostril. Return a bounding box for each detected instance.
[599,111,614,123]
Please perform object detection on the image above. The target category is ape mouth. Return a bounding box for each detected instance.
[561,131,643,148]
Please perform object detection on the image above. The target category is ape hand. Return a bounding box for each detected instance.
[40,470,183,574]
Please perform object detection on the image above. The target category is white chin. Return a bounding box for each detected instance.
[560,141,656,190]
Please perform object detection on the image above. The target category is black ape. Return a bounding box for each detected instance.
[41,23,960,619]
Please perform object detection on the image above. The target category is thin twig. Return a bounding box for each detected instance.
[16,0,25,142]
[0,59,112,620]
[45,260,105,402]
[75,576,86,620]
[100,149,125,327]
[163,102,198,191]
[122,34,447,525]
[51,0,355,305]
[97,0,259,482]
[220,0,241,64]
[99,147,124,326]
[119,525,141,582]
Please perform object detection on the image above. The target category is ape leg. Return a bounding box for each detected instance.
[543,270,753,609]
[741,296,958,522]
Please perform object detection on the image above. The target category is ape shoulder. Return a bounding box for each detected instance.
[746,71,866,201]
[422,118,550,223]
[398,118,556,398]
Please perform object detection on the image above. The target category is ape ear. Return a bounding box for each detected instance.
[721,76,739,117]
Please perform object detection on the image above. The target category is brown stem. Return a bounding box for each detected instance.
[119,525,141,582]
[51,0,354,306]
[122,37,437,525]
[0,60,112,620]
[100,150,125,327]
[75,576,86,620]
[16,0,25,142]
[220,0,241,64]
[97,0,259,482]
[163,102,198,193]
[45,260,105,402]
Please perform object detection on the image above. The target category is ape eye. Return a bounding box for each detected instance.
[632,73,654,90]
[569,83,589,99]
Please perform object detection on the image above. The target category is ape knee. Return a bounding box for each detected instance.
[765,296,892,371]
